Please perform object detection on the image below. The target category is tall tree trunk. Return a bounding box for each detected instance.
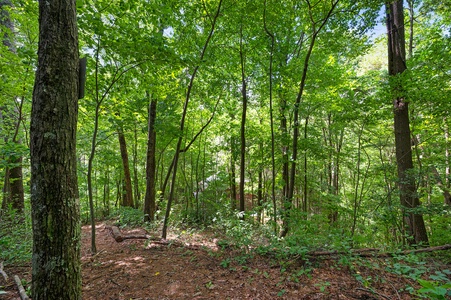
[0,0,15,51]
[118,128,134,207]
[302,114,309,213]
[386,0,428,245]
[103,165,110,216]
[229,132,237,210]
[132,122,140,206]
[1,0,24,213]
[257,140,264,223]
[144,94,157,221]
[239,22,247,215]
[263,0,277,231]
[162,0,223,239]
[280,0,339,237]
[30,0,81,298]
[445,119,451,206]
[86,40,102,254]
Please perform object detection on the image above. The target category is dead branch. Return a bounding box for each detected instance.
[14,275,29,300]
[0,261,8,282]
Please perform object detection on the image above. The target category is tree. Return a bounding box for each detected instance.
[144,93,157,221]
[238,21,248,215]
[118,125,134,207]
[0,0,25,213]
[280,0,340,237]
[30,0,81,298]
[386,0,428,245]
[161,0,223,239]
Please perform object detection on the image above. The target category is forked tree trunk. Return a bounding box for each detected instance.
[30,0,81,298]
[386,0,428,245]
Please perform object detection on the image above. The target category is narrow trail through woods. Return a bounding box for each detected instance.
[81,224,430,299]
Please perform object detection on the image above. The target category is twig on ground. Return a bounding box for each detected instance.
[91,249,106,258]
[110,279,121,286]
[13,275,29,300]
[388,282,401,300]
[356,287,391,300]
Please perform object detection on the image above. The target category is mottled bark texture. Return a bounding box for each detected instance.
[118,128,134,207]
[386,0,428,245]
[30,0,81,299]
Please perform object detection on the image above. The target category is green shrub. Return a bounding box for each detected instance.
[0,207,32,263]
[112,206,145,228]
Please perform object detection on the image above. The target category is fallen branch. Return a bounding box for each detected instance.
[0,261,8,282]
[14,275,29,300]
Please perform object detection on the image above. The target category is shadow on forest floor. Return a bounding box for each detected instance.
[2,223,450,299]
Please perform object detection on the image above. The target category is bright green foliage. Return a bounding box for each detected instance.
[417,279,451,300]
[1,0,451,269]
[0,207,32,263]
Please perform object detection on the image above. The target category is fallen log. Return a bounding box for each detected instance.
[13,275,29,300]
[110,225,124,242]
[106,226,212,251]
[107,226,156,243]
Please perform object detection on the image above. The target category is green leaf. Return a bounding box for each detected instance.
[418,279,436,289]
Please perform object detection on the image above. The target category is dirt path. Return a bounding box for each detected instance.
[2,224,425,299]
[78,225,416,299]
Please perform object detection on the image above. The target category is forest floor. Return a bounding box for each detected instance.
[2,223,450,299]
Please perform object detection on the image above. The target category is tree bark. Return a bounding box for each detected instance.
[386,0,429,245]
[239,22,247,216]
[229,132,238,210]
[118,128,134,208]
[30,0,81,298]
[132,122,140,206]
[445,118,450,205]
[144,94,157,221]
